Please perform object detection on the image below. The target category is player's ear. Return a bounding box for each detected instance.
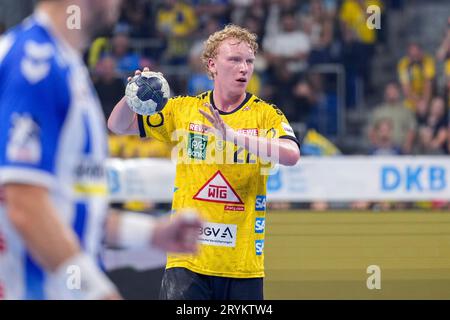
[208,58,217,77]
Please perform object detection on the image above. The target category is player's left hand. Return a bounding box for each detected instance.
[199,103,236,142]
[151,210,202,254]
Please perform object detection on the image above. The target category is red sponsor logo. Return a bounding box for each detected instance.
[224,205,245,211]
[189,123,208,133]
[208,185,228,199]
[0,281,4,299]
[193,171,243,204]
[237,128,258,136]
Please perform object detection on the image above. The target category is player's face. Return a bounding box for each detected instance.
[86,0,123,37]
[210,38,255,96]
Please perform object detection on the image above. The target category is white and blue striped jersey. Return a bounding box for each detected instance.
[0,11,109,299]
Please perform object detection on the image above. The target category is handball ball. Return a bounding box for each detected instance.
[125,71,170,115]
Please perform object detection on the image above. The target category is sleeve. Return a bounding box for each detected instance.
[136,97,177,143]
[397,58,410,85]
[263,104,301,151]
[0,54,70,189]
[424,56,436,79]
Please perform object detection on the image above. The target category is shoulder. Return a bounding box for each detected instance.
[1,22,68,87]
[423,54,435,64]
[168,91,210,107]
[0,22,71,111]
[398,56,409,68]
[251,96,285,117]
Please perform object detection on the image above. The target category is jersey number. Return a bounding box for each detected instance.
[233,147,256,164]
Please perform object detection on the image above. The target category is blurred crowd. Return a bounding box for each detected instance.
[3,0,449,159]
[368,26,450,156]
[2,0,450,211]
[84,0,396,159]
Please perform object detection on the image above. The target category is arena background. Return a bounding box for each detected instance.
[2,0,450,299]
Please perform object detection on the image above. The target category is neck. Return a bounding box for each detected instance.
[37,2,89,54]
[212,85,247,113]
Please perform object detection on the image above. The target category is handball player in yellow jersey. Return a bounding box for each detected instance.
[108,25,301,300]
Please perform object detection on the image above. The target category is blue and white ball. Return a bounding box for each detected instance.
[125,71,170,115]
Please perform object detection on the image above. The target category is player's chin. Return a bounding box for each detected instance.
[232,82,248,94]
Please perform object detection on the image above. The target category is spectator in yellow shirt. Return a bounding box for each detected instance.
[339,0,382,45]
[156,0,199,65]
[398,42,436,111]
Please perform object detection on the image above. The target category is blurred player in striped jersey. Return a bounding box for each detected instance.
[0,0,201,300]
[109,25,301,300]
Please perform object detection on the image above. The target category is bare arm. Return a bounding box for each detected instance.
[105,209,201,253]
[107,96,139,135]
[107,69,151,135]
[5,183,119,299]
[402,129,416,154]
[430,127,447,150]
[436,31,450,61]
[5,184,80,271]
[423,79,433,105]
[200,104,300,166]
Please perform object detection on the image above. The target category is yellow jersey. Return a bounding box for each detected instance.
[137,91,300,278]
[339,0,383,44]
[397,54,436,109]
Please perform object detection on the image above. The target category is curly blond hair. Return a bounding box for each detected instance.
[201,24,259,79]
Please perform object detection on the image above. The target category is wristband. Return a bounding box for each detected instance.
[49,253,117,300]
[117,212,155,249]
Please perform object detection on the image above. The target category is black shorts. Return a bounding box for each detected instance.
[159,267,264,300]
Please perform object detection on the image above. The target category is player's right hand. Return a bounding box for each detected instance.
[127,67,150,83]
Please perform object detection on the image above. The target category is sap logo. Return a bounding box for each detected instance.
[255,218,265,233]
[255,240,264,255]
[255,195,266,211]
[381,166,446,192]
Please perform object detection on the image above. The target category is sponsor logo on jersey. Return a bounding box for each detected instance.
[266,128,276,139]
[255,240,264,255]
[271,104,284,116]
[146,112,164,127]
[6,113,41,164]
[237,128,259,136]
[189,122,208,134]
[198,222,237,247]
[255,217,265,233]
[21,40,54,84]
[187,133,208,160]
[281,122,296,137]
[224,205,245,211]
[193,171,244,204]
[73,160,107,195]
[255,195,266,211]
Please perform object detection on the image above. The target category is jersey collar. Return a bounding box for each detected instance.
[209,91,253,115]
